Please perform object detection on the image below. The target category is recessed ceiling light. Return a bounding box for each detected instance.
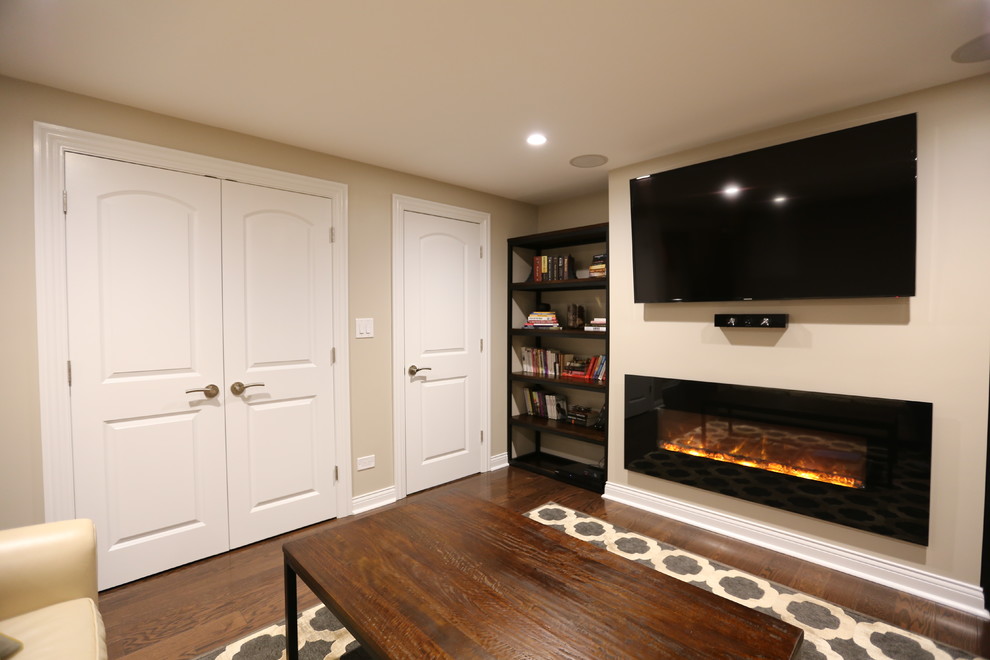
[722,184,742,197]
[526,133,547,146]
[569,154,608,168]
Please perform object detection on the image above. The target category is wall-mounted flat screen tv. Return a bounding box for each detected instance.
[630,114,917,303]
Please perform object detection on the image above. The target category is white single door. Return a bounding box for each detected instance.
[402,210,482,493]
[222,181,337,548]
[65,153,229,589]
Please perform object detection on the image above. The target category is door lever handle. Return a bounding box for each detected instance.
[408,365,432,376]
[185,384,219,398]
[230,381,265,396]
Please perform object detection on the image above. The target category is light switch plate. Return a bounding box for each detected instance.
[356,317,374,338]
[356,455,375,470]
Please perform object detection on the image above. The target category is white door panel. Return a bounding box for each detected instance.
[420,378,470,460]
[104,412,202,538]
[419,232,468,353]
[98,193,198,374]
[222,181,336,548]
[242,210,314,364]
[243,396,319,507]
[66,153,228,589]
[403,211,481,493]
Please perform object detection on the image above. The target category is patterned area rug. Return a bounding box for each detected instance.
[195,503,983,660]
[193,605,360,660]
[527,503,983,660]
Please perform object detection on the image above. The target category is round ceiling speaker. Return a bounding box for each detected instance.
[569,154,609,168]
[952,33,990,63]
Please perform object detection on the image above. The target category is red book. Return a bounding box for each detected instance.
[584,355,599,379]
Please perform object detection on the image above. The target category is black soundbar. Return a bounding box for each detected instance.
[714,313,788,328]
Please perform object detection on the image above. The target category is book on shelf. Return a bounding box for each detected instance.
[584,316,607,332]
[592,354,607,381]
[522,309,560,330]
[561,354,607,381]
[522,386,567,421]
[520,391,600,427]
[531,254,575,283]
[566,404,593,426]
[588,253,607,278]
[519,347,575,378]
[518,342,605,382]
[562,356,590,378]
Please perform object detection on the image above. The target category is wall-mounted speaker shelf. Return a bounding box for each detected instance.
[714,313,788,329]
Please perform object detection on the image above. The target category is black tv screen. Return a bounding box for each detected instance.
[630,114,917,303]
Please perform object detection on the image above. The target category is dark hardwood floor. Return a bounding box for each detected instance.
[99,467,990,659]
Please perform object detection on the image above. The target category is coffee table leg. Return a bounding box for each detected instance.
[284,560,299,660]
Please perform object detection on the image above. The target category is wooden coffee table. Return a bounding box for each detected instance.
[283,489,802,659]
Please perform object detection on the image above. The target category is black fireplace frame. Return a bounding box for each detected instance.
[624,375,933,545]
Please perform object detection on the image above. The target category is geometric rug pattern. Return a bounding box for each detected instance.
[193,604,359,660]
[195,503,984,660]
[526,503,983,660]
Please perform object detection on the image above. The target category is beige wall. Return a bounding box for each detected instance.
[0,75,537,529]
[608,74,990,584]
[537,190,609,233]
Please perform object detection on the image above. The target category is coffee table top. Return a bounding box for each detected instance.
[284,489,802,659]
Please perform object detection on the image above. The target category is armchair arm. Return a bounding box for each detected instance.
[0,519,99,620]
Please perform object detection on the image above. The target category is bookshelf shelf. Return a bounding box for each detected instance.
[510,277,607,292]
[510,328,607,339]
[510,372,607,392]
[510,414,605,446]
[511,451,604,492]
[507,223,608,493]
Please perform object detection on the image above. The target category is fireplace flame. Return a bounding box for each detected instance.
[660,418,867,489]
[661,442,864,488]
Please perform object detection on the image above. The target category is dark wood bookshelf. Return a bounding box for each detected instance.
[507,223,608,493]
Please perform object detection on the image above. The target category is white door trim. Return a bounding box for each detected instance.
[33,122,353,522]
[391,195,491,500]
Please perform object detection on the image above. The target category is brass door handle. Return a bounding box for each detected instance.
[230,381,265,395]
[408,365,432,376]
[185,384,219,398]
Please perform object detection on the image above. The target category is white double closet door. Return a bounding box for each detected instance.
[65,153,337,589]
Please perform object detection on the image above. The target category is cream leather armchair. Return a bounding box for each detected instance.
[0,519,107,659]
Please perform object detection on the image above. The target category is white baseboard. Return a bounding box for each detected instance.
[604,481,989,620]
[353,454,508,516]
[351,486,397,514]
[489,452,509,471]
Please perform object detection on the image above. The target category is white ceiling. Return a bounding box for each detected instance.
[1,1,988,205]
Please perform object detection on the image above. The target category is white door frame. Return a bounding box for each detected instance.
[33,122,353,522]
[391,195,491,499]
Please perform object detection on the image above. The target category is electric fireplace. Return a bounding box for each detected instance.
[624,376,933,545]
